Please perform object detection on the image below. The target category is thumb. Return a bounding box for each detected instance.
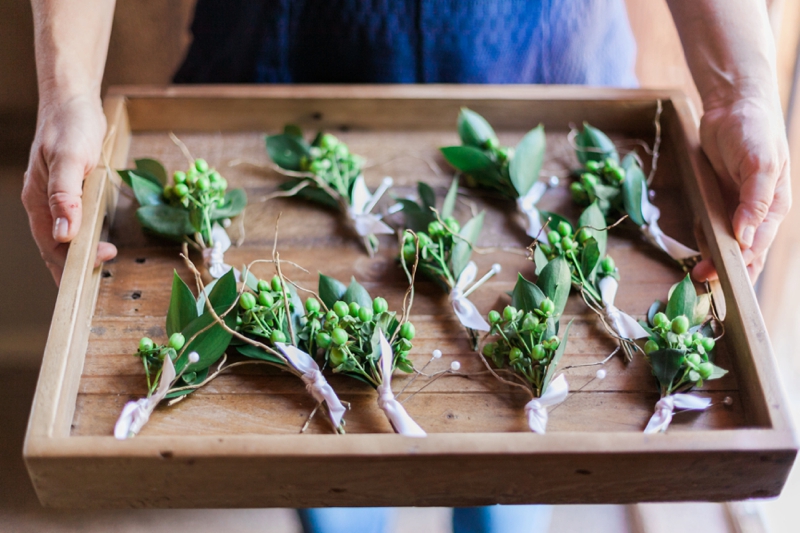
[48,155,87,243]
[732,163,779,249]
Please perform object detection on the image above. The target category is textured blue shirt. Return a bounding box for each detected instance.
[175,0,637,87]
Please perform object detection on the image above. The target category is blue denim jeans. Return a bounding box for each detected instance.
[298,505,552,533]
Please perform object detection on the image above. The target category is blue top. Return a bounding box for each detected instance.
[175,0,637,87]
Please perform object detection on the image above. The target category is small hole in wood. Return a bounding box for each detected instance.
[135,257,146,264]
[160,451,174,459]
[311,112,323,120]
[330,488,346,494]
[575,469,591,476]
[338,124,351,132]
[101,270,112,278]
[131,291,142,300]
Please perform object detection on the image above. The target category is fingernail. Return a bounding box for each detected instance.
[53,217,69,241]
[740,225,755,248]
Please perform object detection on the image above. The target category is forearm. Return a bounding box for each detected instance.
[666,0,779,110]
[32,0,116,107]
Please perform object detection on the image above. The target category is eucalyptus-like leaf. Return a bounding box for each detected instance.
[319,273,348,309]
[342,278,373,308]
[542,320,573,394]
[129,173,164,207]
[397,199,435,233]
[266,133,311,171]
[418,182,436,212]
[579,237,601,283]
[665,274,697,322]
[440,145,496,174]
[176,309,236,373]
[210,188,247,219]
[135,158,168,186]
[533,245,549,276]
[441,177,459,219]
[236,343,285,365]
[136,205,194,240]
[693,293,711,327]
[279,177,339,209]
[449,211,485,280]
[575,123,619,164]
[621,154,646,226]
[511,273,547,313]
[118,169,161,189]
[708,363,728,381]
[578,202,608,259]
[537,256,571,318]
[167,271,198,337]
[457,108,497,148]
[509,124,545,197]
[649,348,684,392]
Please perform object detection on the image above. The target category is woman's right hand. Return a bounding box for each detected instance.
[21,93,117,285]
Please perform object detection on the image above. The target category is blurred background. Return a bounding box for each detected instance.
[1,1,799,532]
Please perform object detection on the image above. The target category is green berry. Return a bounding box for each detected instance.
[570,182,587,201]
[400,322,416,340]
[239,292,256,310]
[509,347,523,362]
[687,353,702,366]
[173,171,187,184]
[698,362,714,380]
[484,137,499,150]
[671,316,690,334]
[539,298,555,316]
[358,307,373,323]
[547,231,561,245]
[398,338,413,351]
[577,228,592,244]
[521,313,539,331]
[601,256,616,274]
[258,291,274,307]
[174,183,189,198]
[332,328,348,346]
[373,297,389,314]
[482,343,495,357]
[488,310,501,325]
[168,332,186,351]
[561,236,575,251]
[444,216,460,234]
[581,173,598,188]
[585,160,601,172]
[195,158,209,173]
[335,144,349,158]
[186,167,198,184]
[257,279,270,292]
[138,337,154,352]
[320,133,339,149]
[270,330,287,343]
[402,243,416,262]
[653,312,669,329]
[427,221,444,238]
[689,370,701,383]
[316,331,332,349]
[557,221,572,237]
[329,347,347,366]
[683,335,694,349]
[271,275,282,292]
[547,335,560,350]
[325,310,339,324]
[333,301,349,318]
[503,306,517,321]
[701,337,716,352]
[305,298,320,314]
[162,185,174,200]
[310,318,321,331]
[196,176,210,191]
[644,340,659,354]
[209,171,222,184]
[417,232,433,247]
[608,165,625,183]
[348,302,360,317]
[531,344,546,361]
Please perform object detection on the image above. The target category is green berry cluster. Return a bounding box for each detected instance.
[163,158,229,244]
[401,218,462,289]
[570,157,625,212]
[135,332,185,395]
[302,296,414,386]
[539,220,617,288]
[645,311,717,384]
[235,276,297,344]
[482,300,561,387]
[299,134,364,199]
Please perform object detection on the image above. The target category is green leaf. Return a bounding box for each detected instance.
[397,198,435,233]
[441,178,459,219]
[647,300,664,326]
[195,279,218,315]
[575,123,619,164]
[693,293,711,326]
[542,320,572,395]
[509,124,545,197]
[578,202,608,259]
[118,169,162,189]
[536,256,571,318]
[707,363,728,381]
[440,146,496,174]
[135,158,168,186]
[237,343,285,365]
[449,211,485,279]
[319,274,347,309]
[266,133,310,170]
[129,172,164,207]
[457,108,497,148]
[665,274,697,322]
[511,273,547,312]
[533,245,549,276]
[580,237,601,282]
[136,205,194,240]
[418,182,436,212]
[166,271,198,337]
[538,210,572,237]
[342,278,372,308]
[283,124,304,139]
[176,308,235,373]
[210,188,247,219]
[208,269,238,309]
[279,177,339,209]
[649,349,684,391]
[621,154,646,226]
[286,283,307,342]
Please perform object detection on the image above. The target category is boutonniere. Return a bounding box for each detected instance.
[481,260,573,434]
[639,275,727,433]
[570,123,699,268]
[307,274,425,436]
[118,157,247,278]
[531,201,649,360]
[398,180,499,347]
[440,108,556,239]
[266,126,394,256]
[114,269,238,438]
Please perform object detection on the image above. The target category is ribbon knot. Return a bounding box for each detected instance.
[639,188,699,261]
[348,175,394,238]
[644,393,712,434]
[523,373,569,434]
[449,262,490,332]
[516,181,550,239]
[375,330,426,437]
[202,224,238,279]
[114,355,176,439]
[598,277,649,340]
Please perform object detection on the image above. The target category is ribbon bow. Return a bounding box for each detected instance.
[202,224,238,279]
[276,343,347,428]
[640,188,699,261]
[644,393,712,434]
[524,373,569,434]
[376,330,426,437]
[347,175,394,238]
[516,181,550,239]
[598,277,649,340]
[449,261,491,332]
[114,355,176,439]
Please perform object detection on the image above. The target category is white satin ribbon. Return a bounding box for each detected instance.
[644,393,712,434]
[347,175,394,237]
[449,261,491,332]
[114,355,176,439]
[516,181,549,239]
[202,224,238,279]
[525,373,569,434]
[598,276,649,340]
[276,343,347,428]
[376,330,426,437]
[640,188,699,261]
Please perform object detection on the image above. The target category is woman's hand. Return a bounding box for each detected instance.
[21,94,117,285]
[693,93,791,282]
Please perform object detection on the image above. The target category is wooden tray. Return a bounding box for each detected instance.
[24,85,797,508]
